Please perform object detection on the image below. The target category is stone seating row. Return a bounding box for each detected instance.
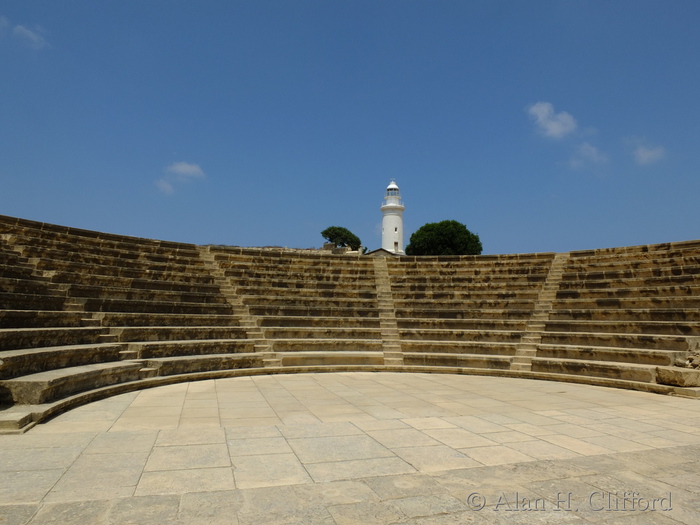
[385,245,700,391]
[7,234,202,267]
[384,256,549,375]
[2,215,224,298]
[2,215,700,433]
[528,242,700,386]
[0,215,254,415]
[35,258,217,285]
[1,264,234,319]
[207,247,387,373]
[0,214,194,254]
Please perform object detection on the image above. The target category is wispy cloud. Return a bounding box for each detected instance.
[156,162,206,195]
[166,161,205,179]
[634,144,665,165]
[527,102,577,139]
[0,15,49,49]
[569,141,609,169]
[13,25,49,50]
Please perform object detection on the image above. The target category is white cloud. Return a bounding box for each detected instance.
[634,144,665,165]
[527,101,577,139]
[12,24,49,50]
[166,161,205,179]
[155,179,174,195]
[569,142,608,169]
[156,162,205,195]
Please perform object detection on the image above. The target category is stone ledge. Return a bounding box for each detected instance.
[656,366,700,387]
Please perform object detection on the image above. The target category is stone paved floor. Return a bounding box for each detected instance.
[1,372,699,524]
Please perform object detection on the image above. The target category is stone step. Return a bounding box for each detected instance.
[403,353,512,370]
[537,343,684,366]
[0,406,36,432]
[0,361,143,404]
[0,326,105,351]
[280,352,384,367]
[126,340,256,359]
[0,343,126,380]
[531,357,658,383]
[141,354,263,376]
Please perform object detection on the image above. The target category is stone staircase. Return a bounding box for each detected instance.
[511,252,569,372]
[197,246,276,366]
[373,257,403,366]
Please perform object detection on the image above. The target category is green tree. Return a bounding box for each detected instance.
[321,226,362,251]
[405,220,482,256]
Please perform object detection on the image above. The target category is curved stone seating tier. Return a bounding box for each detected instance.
[95,312,242,327]
[139,353,263,377]
[530,358,657,383]
[242,293,377,305]
[230,279,375,293]
[258,315,380,327]
[247,305,379,318]
[549,307,700,322]
[553,295,700,310]
[270,340,383,352]
[403,353,513,369]
[107,326,248,343]
[544,319,700,336]
[0,293,66,311]
[394,306,534,319]
[399,328,525,343]
[34,258,217,284]
[131,340,255,359]
[58,284,228,307]
[82,298,235,315]
[0,327,104,351]
[396,319,528,331]
[0,343,125,380]
[559,276,700,292]
[392,286,539,297]
[235,286,377,300]
[278,351,384,367]
[0,276,60,296]
[1,362,145,405]
[0,310,87,328]
[2,213,700,434]
[535,344,682,366]
[52,274,223,294]
[262,327,382,340]
[561,265,700,281]
[217,265,375,278]
[541,329,691,350]
[14,242,203,270]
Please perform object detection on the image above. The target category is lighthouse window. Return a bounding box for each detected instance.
[394,227,398,232]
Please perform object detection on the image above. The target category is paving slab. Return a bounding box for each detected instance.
[0,372,699,523]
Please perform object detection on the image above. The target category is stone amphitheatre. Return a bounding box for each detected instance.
[1,213,700,523]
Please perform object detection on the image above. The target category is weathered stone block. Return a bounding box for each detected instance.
[656,367,700,387]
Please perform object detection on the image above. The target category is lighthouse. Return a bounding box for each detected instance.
[381,179,405,254]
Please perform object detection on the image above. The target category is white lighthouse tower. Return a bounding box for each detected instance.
[381,179,405,255]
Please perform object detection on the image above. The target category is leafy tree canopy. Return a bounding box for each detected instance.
[405,220,482,256]
[321,226,362,251]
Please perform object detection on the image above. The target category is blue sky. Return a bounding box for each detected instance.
[1,1,699,254]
